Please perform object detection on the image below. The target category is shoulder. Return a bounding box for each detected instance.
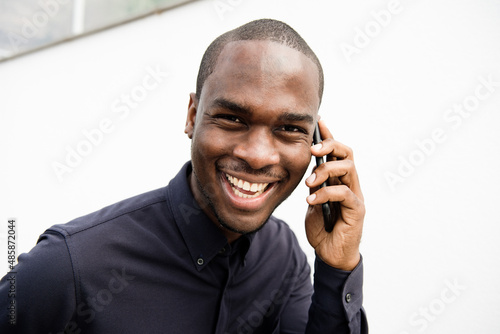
[47,187,167,238]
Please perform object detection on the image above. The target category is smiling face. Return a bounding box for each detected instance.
[185,40,321,241]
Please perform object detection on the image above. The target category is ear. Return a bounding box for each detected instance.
[185,93,198,139]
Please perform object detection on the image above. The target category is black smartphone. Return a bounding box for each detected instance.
[312,123,339,232]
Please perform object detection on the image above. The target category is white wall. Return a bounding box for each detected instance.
[1,0,500,333]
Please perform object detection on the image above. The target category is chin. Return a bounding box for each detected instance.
[214,207,274,235]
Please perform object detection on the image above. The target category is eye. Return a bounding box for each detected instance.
[211,114,247,130]
[216,114,242,123]
[278,125,306,133]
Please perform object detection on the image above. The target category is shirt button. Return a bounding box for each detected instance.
[219,247,226,254]
[197,258,204,266]
[345,293,352,303]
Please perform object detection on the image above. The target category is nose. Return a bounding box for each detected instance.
[233,127,280,170]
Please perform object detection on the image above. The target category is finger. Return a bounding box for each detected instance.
[306,185,364,216]
[310,119,333,155]
[305,159,363,201]
[307,166,321,194]
[318,119,333,140]
[311,120,354,161]
[305,159,356,189]
[312,139,354,161]
[309,120,362,199]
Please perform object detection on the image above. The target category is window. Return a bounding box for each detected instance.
[0,0,195,62]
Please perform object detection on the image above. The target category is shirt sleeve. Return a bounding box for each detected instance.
[305,255,368,334]
[0,231,77,333]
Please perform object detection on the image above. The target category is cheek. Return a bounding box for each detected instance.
[192,127,230,159]
[191,129,234,188]
[281,143,312,175]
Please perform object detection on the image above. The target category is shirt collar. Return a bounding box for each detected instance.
[166,161,253,271]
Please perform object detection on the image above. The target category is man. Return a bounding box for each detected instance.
[0,19,367,333]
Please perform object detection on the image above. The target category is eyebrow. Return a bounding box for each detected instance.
[212,98,315,124]
[212,98,251,116]
[278,112,314,124]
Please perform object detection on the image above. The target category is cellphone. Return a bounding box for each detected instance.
[312,123,339,232]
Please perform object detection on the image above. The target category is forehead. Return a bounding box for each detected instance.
[200,40,320,116]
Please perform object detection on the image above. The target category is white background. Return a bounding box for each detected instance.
[1,0,500,333]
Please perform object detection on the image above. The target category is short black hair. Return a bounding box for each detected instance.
[195,19,324,105]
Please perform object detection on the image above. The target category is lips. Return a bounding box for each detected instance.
[225,173,270,198]
[217,168,283,212]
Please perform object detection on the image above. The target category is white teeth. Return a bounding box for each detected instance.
[234,189,249,199]
[225,173,270,199]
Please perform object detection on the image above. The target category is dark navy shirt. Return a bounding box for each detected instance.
[0,162,367,333]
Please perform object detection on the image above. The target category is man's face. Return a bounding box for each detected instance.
[186,40,320,236]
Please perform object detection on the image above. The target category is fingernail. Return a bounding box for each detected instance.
[312,143,322,150]
[307,194,316,203]
[306,173,316,184]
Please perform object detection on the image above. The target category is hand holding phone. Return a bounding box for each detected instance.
[307,121,364,270]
